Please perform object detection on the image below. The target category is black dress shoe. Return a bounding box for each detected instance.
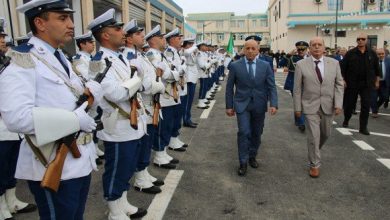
[182,143,189,148]
[206,97,214,101]
[352,111,358,115]
[96,158,103,165]
[129,208,147,219]
[154,163,176,169]
[190,122,198,125]
[168,146,186,152]
[183,123,197,128]
[16,203,37,213]
[197,106,209,109]
[237,164,247,176]
[204,101,211,105]
[170,158,179,164]
[153,179,165,186]
[359,129,370,135]
[342,121,349,128]
[298,125,305,132]
[135,185,161,194]
[249,158,259,168]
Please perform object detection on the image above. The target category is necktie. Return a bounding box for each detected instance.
[248,61,254,77]
[379,61,383,79]
[314,60,323,83]
[118,54,126,65]
[54,50,69,76]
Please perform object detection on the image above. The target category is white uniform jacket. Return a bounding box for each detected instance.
[146,48,180,107]
[122,47,165,124]
[197,51,211,79]
[0,36,97,181]
[164,46,187,96]
[95,47,146,142]
[183,46,199,84]
[0,117,20,141]
[72,51,91,82]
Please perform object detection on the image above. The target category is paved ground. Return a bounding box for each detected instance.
[13,70,390,220]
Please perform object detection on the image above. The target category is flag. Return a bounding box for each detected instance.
[226,33,234,56]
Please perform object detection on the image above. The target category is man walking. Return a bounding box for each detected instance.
[225,39,278,176]
[341,33,380,135]
[293,37,344,178]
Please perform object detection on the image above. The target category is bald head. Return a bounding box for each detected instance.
[377,48,385,61]
[356,33,368,48]
[243,39,259,61]
[309,36,325,59]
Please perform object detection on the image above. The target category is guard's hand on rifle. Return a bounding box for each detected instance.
[74,102,97,132]
[151,80,165,94]
[85,81,103,105]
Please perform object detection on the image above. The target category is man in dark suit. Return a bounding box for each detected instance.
[225,39,278,176]
[371,48,390,117]
[341,33,380,135]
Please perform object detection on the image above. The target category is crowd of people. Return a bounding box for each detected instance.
[0,0,388,219]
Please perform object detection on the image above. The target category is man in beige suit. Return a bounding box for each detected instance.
[293,37,344,178]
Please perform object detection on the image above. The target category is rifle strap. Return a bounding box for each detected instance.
[24,135,49,167]
[104,97,130,119]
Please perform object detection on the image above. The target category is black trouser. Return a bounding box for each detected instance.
[343,87,371,129]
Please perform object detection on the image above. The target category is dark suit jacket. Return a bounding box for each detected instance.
[382,57,390,87]
[225,57,278,114]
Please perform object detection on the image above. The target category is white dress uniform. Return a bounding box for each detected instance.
[0,118,19,141]
[183,45,199,84]
[0,36,98,181]
[164,45,187,96]
[73,51,91,81]
[94,47,147,142]
[197,50,211,79]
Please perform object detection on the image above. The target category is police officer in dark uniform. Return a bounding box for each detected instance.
[280,41,309,132]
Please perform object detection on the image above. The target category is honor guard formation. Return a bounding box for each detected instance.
[0,0,228,219]
[0,0,388,219]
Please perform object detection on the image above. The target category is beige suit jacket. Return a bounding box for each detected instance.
[293,56,344,115]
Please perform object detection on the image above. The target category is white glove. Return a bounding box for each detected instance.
[151,80,165,94]
[121,75,142,97]
[130,59,144,79]
[74,102,97,132]
[85,81,103,105]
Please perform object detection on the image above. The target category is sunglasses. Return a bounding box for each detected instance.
[357,38,366,41]
[297,49,305,51]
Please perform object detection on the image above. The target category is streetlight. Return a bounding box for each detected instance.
[202,21,213,42]
[334,0,339,50]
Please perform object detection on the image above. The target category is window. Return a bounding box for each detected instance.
[217,33,224,41]
[238,33,245,40]
[196,34,203,42]
[197,21,203,28]
[230,21,236,28]
[238,20,245,28]
[216,21,224,28]
[233,34,236,40]
[328,0,343,11]
[336,31,346,37]
[252,20,257,28]
[279,1,281,18]
[260,19,268,27]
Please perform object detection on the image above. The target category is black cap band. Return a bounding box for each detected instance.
[25,1,74,19]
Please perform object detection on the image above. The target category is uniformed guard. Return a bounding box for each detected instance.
[196,41,212,109]
[0,17,37,220]
[182,37,199,127]
[280,41,309,132]
[205,43,218,101]
[0,1,103,219]
[164,28,188,151]
[145,25,181,169]
[88,8,147,219]
[122,19,165,195]
[72,31,105,165]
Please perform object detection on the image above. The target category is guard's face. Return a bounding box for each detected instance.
[106,26,125,48]
[82,40,95,54]
[0,35,5,53]
[170,36,182,49]
[158,36,166,50]
[132,31,145,48]
[35,12,74,45]
[297,48,306,57]
[243,40,259,61]
[309,39,325,58]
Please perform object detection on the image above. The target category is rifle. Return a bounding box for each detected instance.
[129,65,140,130]
[41,57,112,192]
[152,68,163,127]
[0,56,11,74]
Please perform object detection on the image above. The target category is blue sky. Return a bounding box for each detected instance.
[174,0,269,16]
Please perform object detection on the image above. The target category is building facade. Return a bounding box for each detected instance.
[185,12,270,52]
[0,0,183,54]
[268,0,390,52]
